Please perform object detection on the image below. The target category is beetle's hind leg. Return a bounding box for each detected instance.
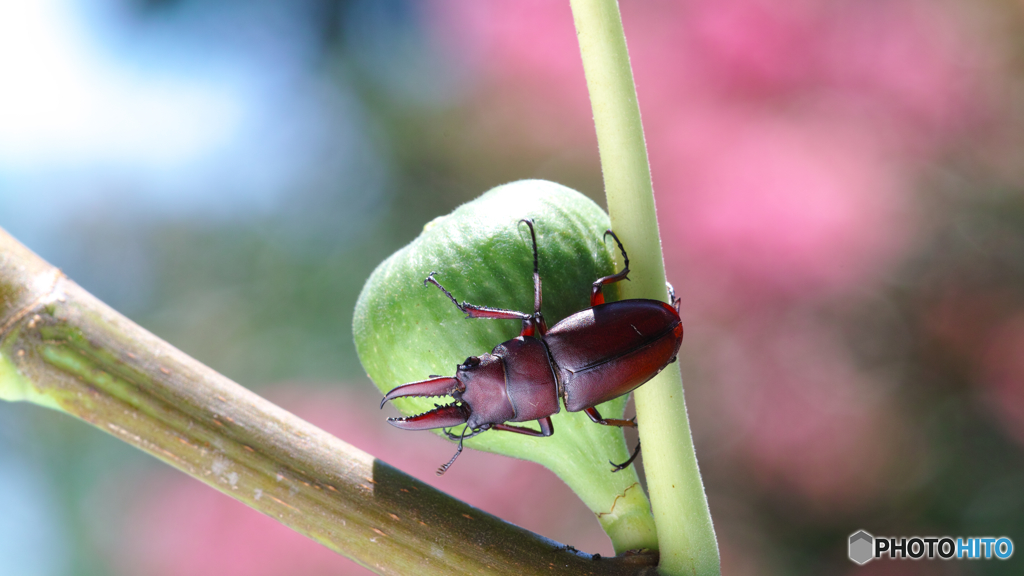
[583,406,637,428]
[591,230,631,306]
[582,407,641,472]
[610,440,641,472]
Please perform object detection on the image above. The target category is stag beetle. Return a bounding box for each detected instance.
[380,220,683,475]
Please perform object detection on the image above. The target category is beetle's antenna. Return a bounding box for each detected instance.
[519,219,542,315]
[436,426,470,476]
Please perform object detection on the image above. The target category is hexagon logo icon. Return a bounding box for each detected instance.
[849,530,874,565]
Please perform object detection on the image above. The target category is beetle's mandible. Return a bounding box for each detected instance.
[380,219,683,475]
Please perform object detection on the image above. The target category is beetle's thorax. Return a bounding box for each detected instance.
[491,336,560,422]
[455,335,562,429]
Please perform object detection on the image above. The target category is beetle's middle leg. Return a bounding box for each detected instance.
[591,230,631,306]
[518,219,543,316]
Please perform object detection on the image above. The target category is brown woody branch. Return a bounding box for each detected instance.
[0,227,657,576]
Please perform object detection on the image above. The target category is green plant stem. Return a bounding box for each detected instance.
[569,1,721,575]
[0,227,657,576]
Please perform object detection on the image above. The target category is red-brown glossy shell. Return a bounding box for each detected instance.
[492,336,560,422]
[544,299,683,412]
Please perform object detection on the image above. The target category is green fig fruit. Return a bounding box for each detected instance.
[354,180,656,551]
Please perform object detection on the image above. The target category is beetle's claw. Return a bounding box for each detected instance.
[381,376,463,409]
[388,402,471,431]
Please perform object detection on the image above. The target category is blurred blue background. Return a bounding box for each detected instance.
[3,0,1024,574]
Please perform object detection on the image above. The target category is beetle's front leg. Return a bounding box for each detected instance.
[583,406,637,428]
[490,416,554,437]
[425,272,532,321]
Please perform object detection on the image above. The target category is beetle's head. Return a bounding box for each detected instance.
[381,353,515,431]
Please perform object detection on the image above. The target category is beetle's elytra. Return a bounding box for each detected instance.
[380,220,683,475]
